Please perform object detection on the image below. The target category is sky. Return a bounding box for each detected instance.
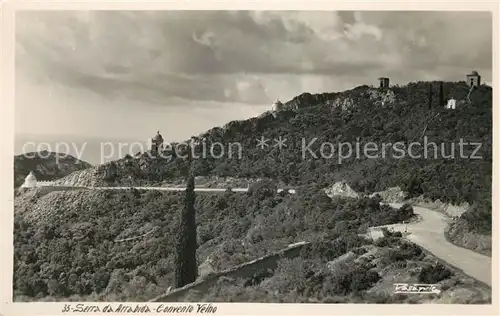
[15,10,492,157]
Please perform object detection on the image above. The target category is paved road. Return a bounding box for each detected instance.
[370,203,491,287]
[90,187,296,194]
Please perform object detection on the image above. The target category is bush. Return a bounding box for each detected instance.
[301,235,369,262]
[397,204,414,222]
[381,227,391,238]
[392,231,403,238]
[418,263,453,284]
[326,264,381,295]
[380,241,423,265]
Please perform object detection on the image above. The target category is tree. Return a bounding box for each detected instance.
[103,161,118,182]
[174,153,198,288]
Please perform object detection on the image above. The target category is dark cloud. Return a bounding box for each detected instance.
[16,10,492,105]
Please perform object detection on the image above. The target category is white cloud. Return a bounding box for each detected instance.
[14,11,492,138]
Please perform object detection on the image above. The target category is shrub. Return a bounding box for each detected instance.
[392,231,403,238]
[326,264,381,296]
[418,263,453,284]
[351,247,368,256]
[381,227,391,238]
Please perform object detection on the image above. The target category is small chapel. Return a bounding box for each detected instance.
[21,171,37,188]
[272,98,284,112]
[150,131,164,152]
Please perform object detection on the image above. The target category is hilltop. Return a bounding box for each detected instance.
[14,151,92,188]
[50,81,492,192]
[48,81,492,253]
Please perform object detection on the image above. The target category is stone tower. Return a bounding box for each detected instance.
[378,77,390,88]
[466,71,481,88]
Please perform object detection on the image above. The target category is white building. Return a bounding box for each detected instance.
[272,99,284,112]
[21,171,37,188]
[37,181,55,187]
[446,98,457,110]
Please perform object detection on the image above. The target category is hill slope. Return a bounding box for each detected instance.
[13,185,490,303]
[51,81,492,251]
[13,81,492,301]
[56,82,491,200]
[12,183,424,302]
[14,151,92,188]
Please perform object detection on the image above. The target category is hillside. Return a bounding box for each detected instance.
[13,81,492,302]
[13,183,491,303]
[50,81,492,253]
[51,81,492,195]
[14,151,92,188]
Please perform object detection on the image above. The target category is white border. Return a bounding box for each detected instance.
[1,1,498,315]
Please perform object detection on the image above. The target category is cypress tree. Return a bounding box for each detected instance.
[439,81,444,107]
[428,83,433,110]
[174,149,198,288]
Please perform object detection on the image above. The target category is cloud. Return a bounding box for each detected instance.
[16,10,492,106]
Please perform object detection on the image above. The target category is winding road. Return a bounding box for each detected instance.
[370,203,492,287]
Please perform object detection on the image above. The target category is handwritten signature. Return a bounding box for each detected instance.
[394,283,441,294]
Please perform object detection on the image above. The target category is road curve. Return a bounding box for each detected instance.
[372,203,491,287]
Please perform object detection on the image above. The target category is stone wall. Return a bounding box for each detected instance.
[150,242,309,302]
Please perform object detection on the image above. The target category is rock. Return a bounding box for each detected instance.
[198,256,216,277]
[369,186,408,203]
[326,251,357,272]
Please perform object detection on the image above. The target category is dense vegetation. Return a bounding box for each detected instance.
[13,81,492,301]
[14,151,91,188]
[184,232,456,303]
[13,183,415,301]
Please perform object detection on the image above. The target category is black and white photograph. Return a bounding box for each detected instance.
[3,4,496,312]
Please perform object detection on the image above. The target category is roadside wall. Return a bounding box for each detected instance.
[150,242,310,302]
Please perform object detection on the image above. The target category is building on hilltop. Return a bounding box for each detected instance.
[446,98,457,110]
[21,171,37,188]
[271,98,284,118]
[378,77,390,88]
[151,131,164,152]
[466,71,481,87]
[272,98,284,112]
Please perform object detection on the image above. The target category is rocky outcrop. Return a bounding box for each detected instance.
[14,189,98,224]
[326,251,357,273]
[284,92,337,110]
[332,97,355,111]
[446,221,491,257]
[324,181,359,198]
[369,186,408,203]
[367,88,397,106]
[410,196,470,217]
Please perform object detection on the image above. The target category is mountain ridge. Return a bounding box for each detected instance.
[14,150,92,188]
